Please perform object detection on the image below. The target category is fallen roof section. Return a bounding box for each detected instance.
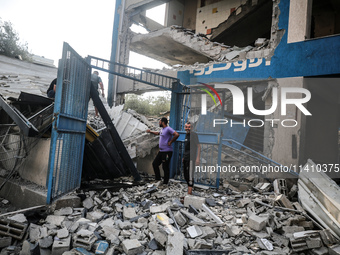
[130,27,214,65]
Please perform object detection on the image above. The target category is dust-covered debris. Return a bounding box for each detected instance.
[0,176,338,254]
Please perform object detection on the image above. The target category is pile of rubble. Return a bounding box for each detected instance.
[169,25,270,68]
[0,177,338,255]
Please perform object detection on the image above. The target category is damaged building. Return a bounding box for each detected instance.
[109,0,340,173]
[0,0,339,254]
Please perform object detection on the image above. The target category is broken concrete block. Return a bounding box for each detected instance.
[329,244,340,255]
[82,197,94,210]
[166,232,184,255]
[306,236,323,249]
[45,215,65,227]
[184,195,205,209]
[271,232,289,247]
[93,196,103,205]
[255,38,267,47]
[201,226,216,238]
[298,220,314,229]
[275,194,293,209]
[39,236,53,249]
[99,218,115,228]
[54,207,73,216]
[225,224,241,237]
[148,221,158,233]
[8,213,27,223]
[19,240,31,255]
[57,227,69,239]
[0,237,11,248]
[289,184,298,198]
[290,231,323,252]
[51,236,71,255]
[193,239,213,249]
[69,222,79,233]
[236,198,251,208]
[187,238,195,249]
[86,211,105,222]
[247,214,267,231]
[132,222,144,229]
[187,225,203,238]
[150,202,171,213]
[76,218,91,226]
[174,211,187,227]
[122,239,144,255]
[118,221,132,230]
[312,247,329,255]
[202,204,223,224]
[29,223,41,243]
[282,226,305,237]
[54,195,81,210]
[254,182,271,192]
[107,234,120,246]
[123,207,137,220]
[154,230,167,246]
[172,198,184,208]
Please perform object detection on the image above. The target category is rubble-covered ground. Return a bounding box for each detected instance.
[0,176,339,255]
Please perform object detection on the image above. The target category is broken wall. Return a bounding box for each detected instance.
[18,139,50,187]
[165,0,184,27]
[196,0,247,35]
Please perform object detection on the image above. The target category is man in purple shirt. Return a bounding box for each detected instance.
[147,117,179,185]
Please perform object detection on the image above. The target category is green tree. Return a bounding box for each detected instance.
[0,18,31,61]
[124,93,171,116]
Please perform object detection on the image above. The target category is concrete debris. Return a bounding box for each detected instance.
[88,105,159,161]
[0,177,338,254]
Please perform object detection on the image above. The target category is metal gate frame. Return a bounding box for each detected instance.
[46,43,92,204]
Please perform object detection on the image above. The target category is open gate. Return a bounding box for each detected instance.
[46,43,91,204]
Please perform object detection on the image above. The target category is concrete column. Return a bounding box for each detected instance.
[169,82,183,178]
[264,77,305,168]
[287,0,313,43]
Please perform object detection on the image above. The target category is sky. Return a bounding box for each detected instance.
[0,0,168,92]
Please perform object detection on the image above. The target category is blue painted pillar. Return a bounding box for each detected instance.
[108,0,123,107]
[169,81,183,178]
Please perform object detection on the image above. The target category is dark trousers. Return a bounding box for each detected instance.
[152,151,173,184]
[183,160,194,187]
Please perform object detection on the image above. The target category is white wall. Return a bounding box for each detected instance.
[165,0,185,27]
[196,0,247,34]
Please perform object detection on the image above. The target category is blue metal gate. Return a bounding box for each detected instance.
[46,43,91,204]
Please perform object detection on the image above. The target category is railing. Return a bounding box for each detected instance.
[87,55,180,91]
[222,139,299,177]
